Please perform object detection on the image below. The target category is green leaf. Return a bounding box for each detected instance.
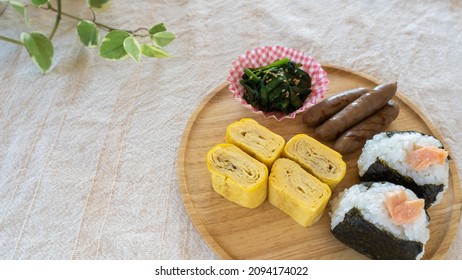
[141,44,171,58]
[87,0,110,9]
[30,0,48,6]
[21,32,54,74]
[99,30,130,60]
[123,37,141,62]
[148,23,166,35]
[10,1,28,24]
[152,31,175,48]
[77,20,99,47]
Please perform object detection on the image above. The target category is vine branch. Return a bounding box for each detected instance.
[0,1,175,73]
[45,2,132,34]
[0,1,153,46]
[0,34,23,46]
[48,0,62,40]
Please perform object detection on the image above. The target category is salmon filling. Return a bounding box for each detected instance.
[385,190,424,225]
[406,146,448,171]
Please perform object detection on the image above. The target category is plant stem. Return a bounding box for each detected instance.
[46,3,131,34]
[0,34,23,46]
[0,2,146,46]
[48,0,62,40]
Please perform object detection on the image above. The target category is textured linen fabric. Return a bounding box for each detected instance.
[0,0,461,259]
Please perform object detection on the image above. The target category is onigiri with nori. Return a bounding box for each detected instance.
[330,181,429,260]
[357,131,449,209]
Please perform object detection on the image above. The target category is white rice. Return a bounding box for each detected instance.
[357,132,449,204]
[330,182,430,245]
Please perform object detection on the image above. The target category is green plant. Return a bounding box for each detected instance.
[0,0,175,73]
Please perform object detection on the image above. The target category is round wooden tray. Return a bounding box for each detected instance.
[177,64,462,259]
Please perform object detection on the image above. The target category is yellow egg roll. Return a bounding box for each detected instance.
[284,134,346,189]
[206,143,268,209]
[269,158,331,227]
[226,118,285,168]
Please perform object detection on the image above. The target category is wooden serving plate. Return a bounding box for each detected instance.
[177,64,462,259]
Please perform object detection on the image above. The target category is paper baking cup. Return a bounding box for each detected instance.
[227,46,329,121]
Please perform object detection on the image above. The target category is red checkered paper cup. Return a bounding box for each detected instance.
[227,46,329,121]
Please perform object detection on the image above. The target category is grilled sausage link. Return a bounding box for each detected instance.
[315,82,397,141]
[303,87,369,127]
[333,100,400,154]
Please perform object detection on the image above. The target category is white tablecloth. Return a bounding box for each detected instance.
[0,0,461,259]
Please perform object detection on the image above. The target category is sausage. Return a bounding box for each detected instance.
[334,100,400,154]
[303,87,369,127]
[315,82,397,141]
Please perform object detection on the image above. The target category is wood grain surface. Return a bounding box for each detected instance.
[177,64,462,260]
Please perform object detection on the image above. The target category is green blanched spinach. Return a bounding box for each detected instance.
[240,58,312,114]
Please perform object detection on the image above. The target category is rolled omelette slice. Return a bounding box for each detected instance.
[226,118,285,168]
[269,158,331,227]
[284,134,346,189]
[206,143,268,209]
